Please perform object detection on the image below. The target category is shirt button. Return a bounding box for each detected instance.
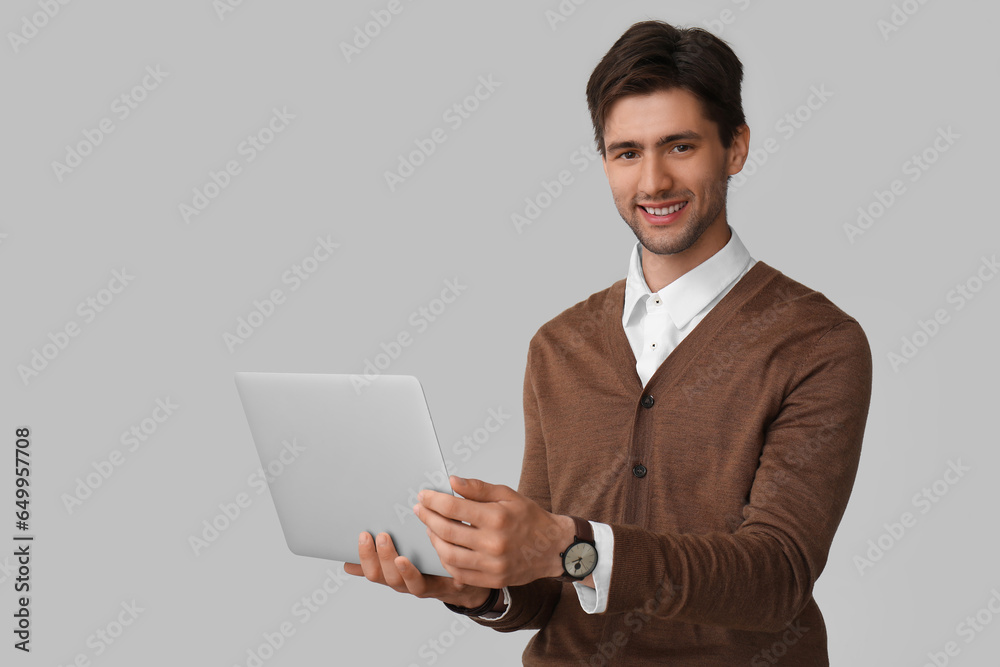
[640,394,654,408]
[632,464,647,478]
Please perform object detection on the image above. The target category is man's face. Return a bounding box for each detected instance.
[601,87,748,257]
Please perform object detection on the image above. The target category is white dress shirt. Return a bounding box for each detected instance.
[482,224,755,620]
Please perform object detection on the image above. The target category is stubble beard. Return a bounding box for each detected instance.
[617,170,730,257]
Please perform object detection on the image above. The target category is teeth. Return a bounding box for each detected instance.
[643,202,686,216]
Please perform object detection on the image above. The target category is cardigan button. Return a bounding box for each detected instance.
[632,464,647,478]
[640,394,654,408]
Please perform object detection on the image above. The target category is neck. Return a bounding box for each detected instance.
[641,221,732,293]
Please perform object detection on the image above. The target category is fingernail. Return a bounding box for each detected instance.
[377,533,387,547]
[397,560,407,572]
[417,490,425,502]
[413,504,420,517]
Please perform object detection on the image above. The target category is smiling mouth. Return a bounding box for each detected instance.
[639,201,688,216]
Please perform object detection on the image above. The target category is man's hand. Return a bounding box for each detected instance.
[415,476,578,589]
[344,531,495,609]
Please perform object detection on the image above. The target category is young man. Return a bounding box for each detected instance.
[346,19,873,665]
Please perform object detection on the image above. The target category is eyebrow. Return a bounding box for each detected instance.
[605,130,702,155]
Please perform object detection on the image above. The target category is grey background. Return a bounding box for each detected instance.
[2,0,998,664]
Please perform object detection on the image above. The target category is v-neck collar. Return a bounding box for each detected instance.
[604,260,779,396]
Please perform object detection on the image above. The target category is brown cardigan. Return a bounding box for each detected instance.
[474,260,873,666]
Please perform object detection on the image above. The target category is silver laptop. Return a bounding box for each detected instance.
[234,372,455,577]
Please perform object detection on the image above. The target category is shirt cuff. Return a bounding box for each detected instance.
[572,521,613,614]
[476,586,511,621]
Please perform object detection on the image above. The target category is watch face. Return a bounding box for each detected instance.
[563,542,597,578]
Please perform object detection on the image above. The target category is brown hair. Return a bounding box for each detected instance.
[586,20,746,158]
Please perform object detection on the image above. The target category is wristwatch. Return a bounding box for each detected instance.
[555,515,598,582]
[443,587,502,616]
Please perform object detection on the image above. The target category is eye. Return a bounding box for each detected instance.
[617,150,638,160]
[672,144,693,153]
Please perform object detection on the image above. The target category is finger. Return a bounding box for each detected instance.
[416,502,477,548]
[426,525,485,573]
[358,532,386,584]
[424,545,492,589]
[394,557,473,599]
[375,533,406,589]
[394,556,432,597]
[449,476,514,503]
[344,562,364,576]
[394,554,464,595]
[417,489,480,525]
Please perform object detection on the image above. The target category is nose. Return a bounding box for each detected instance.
[638,152,674,201]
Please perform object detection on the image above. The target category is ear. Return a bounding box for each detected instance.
[726,124,751,177]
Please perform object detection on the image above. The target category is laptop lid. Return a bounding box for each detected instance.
[234,372,455,577]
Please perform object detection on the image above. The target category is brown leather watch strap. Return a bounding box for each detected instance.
[568,515,594,543]
[443,587,500,616]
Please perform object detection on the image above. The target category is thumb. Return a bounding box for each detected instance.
[450,476,513,501]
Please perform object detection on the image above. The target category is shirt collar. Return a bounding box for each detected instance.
[623,224,753,331]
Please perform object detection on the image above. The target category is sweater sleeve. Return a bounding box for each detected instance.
[470,342,563,632]
[603,319,874,633]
